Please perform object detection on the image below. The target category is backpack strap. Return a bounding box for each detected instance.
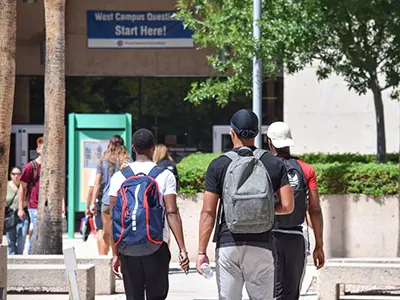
[214,150,241,242]
[148,166,165,179]
[253,148,268,160]
[30,160,39,187]
[30,160,39,183]
[121,166,135,179]
[213,200,223,243]
[223,151,238,161]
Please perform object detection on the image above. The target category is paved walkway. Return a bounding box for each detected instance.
[5,233,318,299]
[7,265,318,300]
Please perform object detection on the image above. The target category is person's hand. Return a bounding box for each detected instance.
[90,203,97,215]
[313,246,325,270]
[179,250,190,274]
[85,207,92,217]
[196,253,209,275]
[18,208,25,221]
[112,256,122,279]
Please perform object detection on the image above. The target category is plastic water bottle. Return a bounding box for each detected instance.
[200,263,213,279]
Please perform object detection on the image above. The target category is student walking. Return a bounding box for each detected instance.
[153,144,179,186]
[4,167,29,254]
[266,121,325,300]
[92,135,132,255]
[153,143,179,247]
[197,109,294,300]
[85,168,109,254]
[108,128,189,300]
[18,136,43,255]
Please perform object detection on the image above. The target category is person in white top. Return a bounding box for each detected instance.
[108,128,189,300]
[85,168,109,255]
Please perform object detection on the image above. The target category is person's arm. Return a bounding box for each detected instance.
[86,170,96,214]
[109,195,118,255]
[275,184,294,215]
[304,165,323,248]
[306,210,313,229]
[163,173,187,250]
[91,174,102,210]
[309,189,325,269]
[304,164,324,269]
[309,189,323,248]
[198,191,218,254]
[18,164,32,219]
[163,171,189,272]
[18,182,28,218]
[86,186,94,215]
[164,194,187,251]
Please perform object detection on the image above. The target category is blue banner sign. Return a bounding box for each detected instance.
[87,10,194,49]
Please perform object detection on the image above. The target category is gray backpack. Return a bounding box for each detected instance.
[222,147,275,234]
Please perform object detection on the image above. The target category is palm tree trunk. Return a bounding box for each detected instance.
[0,0,17,242]
[32,0,66,254]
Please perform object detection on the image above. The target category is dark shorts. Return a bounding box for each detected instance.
[274,231,306,300]
[94,201,103,231]
[119,242,171,300]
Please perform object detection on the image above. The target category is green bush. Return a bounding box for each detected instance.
[177,153,399,196]
[296,152,399,164]
[313,163,398,196]
[177,152,219,194]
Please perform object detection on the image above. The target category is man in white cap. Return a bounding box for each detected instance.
[266,121,325,300]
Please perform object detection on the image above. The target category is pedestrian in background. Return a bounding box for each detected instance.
[91,135,133,254]
[5,167,29,255]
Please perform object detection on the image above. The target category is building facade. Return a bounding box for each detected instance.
[284,66,399,154]
[12,0,398,159]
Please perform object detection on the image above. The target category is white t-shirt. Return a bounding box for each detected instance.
[108,161,177,244]
[88,169,97,187]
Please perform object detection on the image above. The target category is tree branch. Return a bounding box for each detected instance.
[381,83,393,92]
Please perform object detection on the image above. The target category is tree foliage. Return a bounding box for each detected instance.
[176,0,400,103]
[313,0,400,99]
[176,0,400,162]
[175,0,322,105]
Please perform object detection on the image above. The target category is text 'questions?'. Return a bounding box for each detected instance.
[94,12,174,37]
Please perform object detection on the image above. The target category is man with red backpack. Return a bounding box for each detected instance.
[18,136,43,255]
[266,122,325,300]
[108,128,189,300]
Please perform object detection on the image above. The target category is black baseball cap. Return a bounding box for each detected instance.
[230,109,259,138]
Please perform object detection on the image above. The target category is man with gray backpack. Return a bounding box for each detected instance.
[196,109,294,300]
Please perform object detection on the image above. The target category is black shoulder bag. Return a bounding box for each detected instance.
[4,188,19,232]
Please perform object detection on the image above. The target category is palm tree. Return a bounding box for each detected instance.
[31,0,66,254]
[0,0,17,242]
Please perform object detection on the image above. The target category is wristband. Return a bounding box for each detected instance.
[198,252,206,255]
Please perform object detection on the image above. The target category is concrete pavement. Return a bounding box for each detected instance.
[5,233,318,299]
[7,264,318,300]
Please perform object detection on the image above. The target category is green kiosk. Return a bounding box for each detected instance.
[67,113,132,238]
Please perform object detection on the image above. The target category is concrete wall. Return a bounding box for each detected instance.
[318,194,399,258]
[0,245,7,300]
[173,194,400,262]
[284,64,400,154]
[16,0,212,77]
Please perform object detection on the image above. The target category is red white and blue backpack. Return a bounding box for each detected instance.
[112,166,165,252]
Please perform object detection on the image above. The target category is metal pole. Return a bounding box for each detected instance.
[138,78,142,129]
[253,0,262,148]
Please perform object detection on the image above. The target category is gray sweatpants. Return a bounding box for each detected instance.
[216,246,275,300]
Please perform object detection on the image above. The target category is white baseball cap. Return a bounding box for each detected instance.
[266,121,294,148]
